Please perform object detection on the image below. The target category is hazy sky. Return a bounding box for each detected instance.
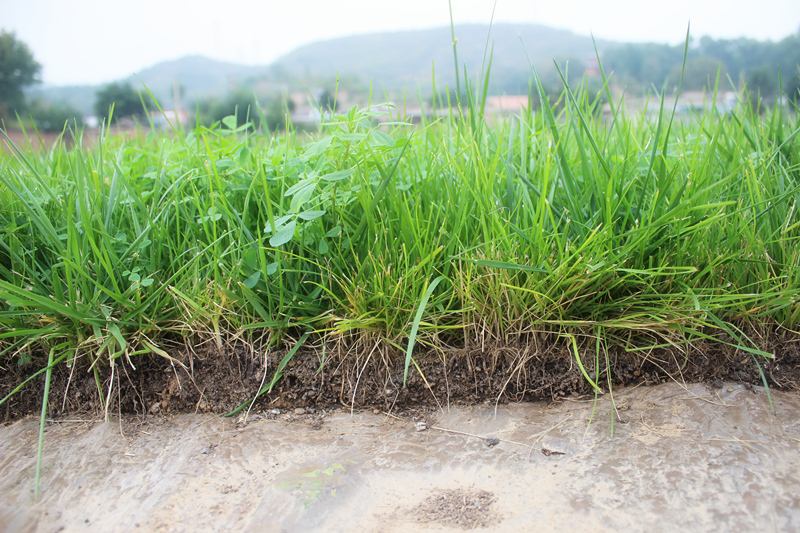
[3,0,799,86]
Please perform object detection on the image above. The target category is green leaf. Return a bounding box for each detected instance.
[222,115,237,129]
[403,275,445,386]
[472,259,547,273]
[107,323,127,352]
[265,214,294,234]
[243,271,261,289]
[298,209,325,221]
[371,130,395,147]
[565,334,602,394]
[320,169,354,182]
[290,182,316,212]
[302,137,332,159]
[284,175,317,197]
[269,220,296,247]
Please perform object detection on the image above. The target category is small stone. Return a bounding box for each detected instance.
[415,421,428,432]
[372,408,380,415]
[148,403,161,415]
[269,408,281,415]
[485,437,500,447]
[541,447,566,457]
[294,407,306,415]
[541,436,572,455]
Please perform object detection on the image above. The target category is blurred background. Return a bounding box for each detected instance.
[1,0,799,135]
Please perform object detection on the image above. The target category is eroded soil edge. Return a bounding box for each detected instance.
[3,334,800,420]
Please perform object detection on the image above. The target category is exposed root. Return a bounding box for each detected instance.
[2,328,800,421]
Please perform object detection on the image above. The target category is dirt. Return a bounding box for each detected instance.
[3,332,800,421]
[413,489,497,529]
[1,382,799,532]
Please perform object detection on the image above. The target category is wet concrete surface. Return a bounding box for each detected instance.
[1,382,799,532]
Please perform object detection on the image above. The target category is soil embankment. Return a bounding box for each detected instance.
[4,337,800,420]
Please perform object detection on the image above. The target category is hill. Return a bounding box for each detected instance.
[270,23,612,93]
[128,55,267,100]
[29,55,268,116]
[28,24,612,115]
[27,24,799,117]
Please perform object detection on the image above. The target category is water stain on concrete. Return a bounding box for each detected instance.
[1,382,798,532]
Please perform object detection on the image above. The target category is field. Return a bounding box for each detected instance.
[2,78,800,426]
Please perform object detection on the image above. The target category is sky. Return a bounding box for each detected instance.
[2,0,799,86]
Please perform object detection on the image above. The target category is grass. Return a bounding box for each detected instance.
[1,71,800,418]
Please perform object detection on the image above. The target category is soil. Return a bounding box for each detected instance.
[413,489,497,529]
[3,332,800,420]
[2,382,799,531]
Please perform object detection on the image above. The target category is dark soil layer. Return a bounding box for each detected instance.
[3,332,800,421]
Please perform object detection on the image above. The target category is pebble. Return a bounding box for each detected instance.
[269,408,281,415]
[294,407,306,415]
[415,421,428,432]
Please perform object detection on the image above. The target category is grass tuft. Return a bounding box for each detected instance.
[1,63,799,413]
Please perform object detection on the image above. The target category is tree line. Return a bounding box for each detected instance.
[604,32,800,97]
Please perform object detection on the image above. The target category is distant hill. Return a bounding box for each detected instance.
[25,24,616,115]
[29,55,268,116]
[129,55,267,98]
[30,23,799,118]
[28,24,614,115]
[271,23,612,92]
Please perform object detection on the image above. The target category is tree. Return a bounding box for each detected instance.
[27,99,83,132]
[602,31,800,96]
[0,31,41,117]
[317,89,337,112]
[94,82,143,123]
[198,89,295,131]
[667,56,725,91]
[747,68,777,101]
[264,96,295,131]
[197,89,261,128]
[788,67,800,105]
